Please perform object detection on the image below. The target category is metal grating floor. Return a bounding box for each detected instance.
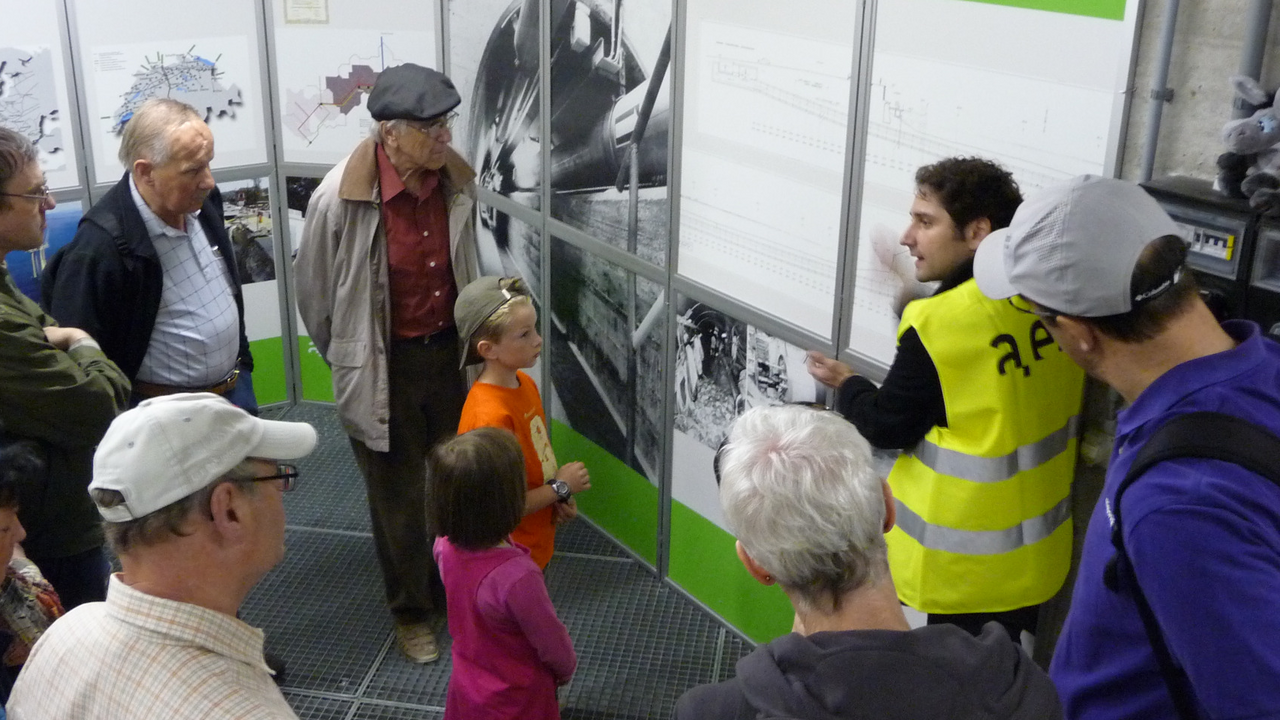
[246,402,753,720]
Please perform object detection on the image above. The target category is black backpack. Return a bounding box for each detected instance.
[1102,411,1280,720]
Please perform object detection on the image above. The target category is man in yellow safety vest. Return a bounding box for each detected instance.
[808,157,1084,642]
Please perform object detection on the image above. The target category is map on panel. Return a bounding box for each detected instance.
[284,63,378,145]
[276,30,434,163]
[105,46,243,134]
[0,46,66,169]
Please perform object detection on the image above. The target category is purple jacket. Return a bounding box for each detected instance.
[1051,321,1280,719]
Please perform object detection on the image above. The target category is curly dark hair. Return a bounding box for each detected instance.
[0,422,44,509]
[915,157,1022,232]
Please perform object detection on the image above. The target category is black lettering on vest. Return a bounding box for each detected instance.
[991,334,1030,377]
[1030,320,1056,361]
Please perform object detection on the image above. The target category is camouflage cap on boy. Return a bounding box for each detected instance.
[454,276,531,368]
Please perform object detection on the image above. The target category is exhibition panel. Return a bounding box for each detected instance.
[548,235,664,563]
[843,0,1140,368]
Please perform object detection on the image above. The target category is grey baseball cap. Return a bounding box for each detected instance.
[454,276,531,368]
[973,175,1185,317]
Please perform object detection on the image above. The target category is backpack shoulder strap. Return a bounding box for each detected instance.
[1106,411,1280,720]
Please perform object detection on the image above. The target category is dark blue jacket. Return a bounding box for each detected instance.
[40,173,252,382]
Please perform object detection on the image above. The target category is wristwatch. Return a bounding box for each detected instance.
[547,479,572,503]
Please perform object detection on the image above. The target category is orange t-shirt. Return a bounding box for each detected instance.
[457,370,559,568]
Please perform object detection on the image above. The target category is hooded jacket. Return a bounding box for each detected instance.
[675,623,1061,720]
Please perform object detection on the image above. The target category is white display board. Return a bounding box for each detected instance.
[70,0,270,184]
[847,0,1137,367]
[1,0,82,190]
[271,0,438,166]
[677,2,858,338]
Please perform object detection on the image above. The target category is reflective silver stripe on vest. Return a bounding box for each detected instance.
[911,414,1081,484]
[894,495,1071,556]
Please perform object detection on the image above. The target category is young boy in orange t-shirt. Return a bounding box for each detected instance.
[453,277,591,569]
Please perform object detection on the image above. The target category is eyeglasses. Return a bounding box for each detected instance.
[253,464,299,492]
[405,112,457,139]
[0,184,51,203]
[1007,295,1060,322]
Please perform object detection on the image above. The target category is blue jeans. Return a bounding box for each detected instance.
[226,367,259,416]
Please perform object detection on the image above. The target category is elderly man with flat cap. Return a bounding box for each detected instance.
[294,63,479,663]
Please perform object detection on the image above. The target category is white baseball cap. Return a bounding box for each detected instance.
[973,175,1185,316]
[90,393,318,522]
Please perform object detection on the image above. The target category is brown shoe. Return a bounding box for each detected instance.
[396,622,440,663]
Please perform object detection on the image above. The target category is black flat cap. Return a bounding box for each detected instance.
[367,63,461,122]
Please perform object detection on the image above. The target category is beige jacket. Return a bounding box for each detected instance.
[294,138,479,451]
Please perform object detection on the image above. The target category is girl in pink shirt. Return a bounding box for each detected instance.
[430,427,577,720]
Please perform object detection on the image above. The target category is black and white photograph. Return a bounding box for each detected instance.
[449,0,542,211]
[449,0,671,265]
[548,236,665,481]
[284,174,321,258]
[477,204,543,296]
[219,177,275,284]
[548,0,671,267]
[672,297,822,451]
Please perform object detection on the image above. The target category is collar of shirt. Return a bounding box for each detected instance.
[1116,319,1264,437]
[376,142,440,202]
[104,574,272,674]
[128,175,201,240]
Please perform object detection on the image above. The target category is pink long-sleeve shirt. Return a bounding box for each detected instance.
[434,536,576,720]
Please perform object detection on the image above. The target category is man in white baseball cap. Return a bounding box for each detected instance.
[974,175,1280,719]
[8,393,317,719]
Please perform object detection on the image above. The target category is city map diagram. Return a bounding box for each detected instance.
[278,31,433,160]
[285,62,379,145]
[107,46,242,134]
[0,46,65,169]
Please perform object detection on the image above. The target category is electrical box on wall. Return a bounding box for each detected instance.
[1141,176,1260,327]
[1248,223,1280,340]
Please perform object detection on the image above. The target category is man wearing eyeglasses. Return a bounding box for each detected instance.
[976,177,1280,720]
[294,63,479,663]
[806,157,1085,645]
[0,126,131,610]
[7,392,316,718]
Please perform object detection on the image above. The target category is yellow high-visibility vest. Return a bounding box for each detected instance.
[887,278,1085,615]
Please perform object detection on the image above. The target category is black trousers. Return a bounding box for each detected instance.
[927,604,1041,644]
[349,331,466,625]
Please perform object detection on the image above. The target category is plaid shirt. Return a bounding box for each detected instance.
[7,574,296,719]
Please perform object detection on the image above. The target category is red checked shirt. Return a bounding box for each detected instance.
[377,143,456,339]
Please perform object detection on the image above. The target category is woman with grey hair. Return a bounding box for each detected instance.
[675,404,1060,719]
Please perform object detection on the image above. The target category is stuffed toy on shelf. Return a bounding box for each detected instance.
[1217,75,1280,215]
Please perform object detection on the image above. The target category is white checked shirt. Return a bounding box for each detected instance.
[6,575,297,719]
[129,177,240,387]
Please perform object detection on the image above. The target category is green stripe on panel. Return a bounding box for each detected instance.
[958,0,1124,20]
[298,336,335,403]
[551,420,658,565]
[669,500,794,644]
[249,337,287,406]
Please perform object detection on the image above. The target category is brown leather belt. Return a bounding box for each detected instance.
[392,326,458,346]
[133,368,240,399]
